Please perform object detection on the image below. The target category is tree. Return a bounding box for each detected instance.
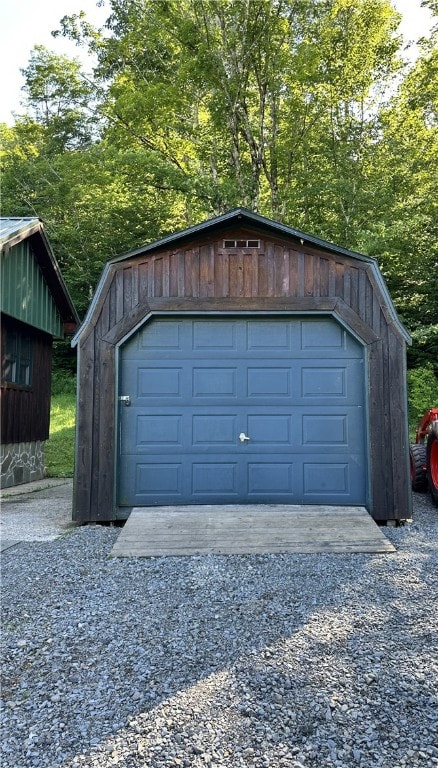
[19,46,95,152]
[82,0,403,230]
[364,29,438,368]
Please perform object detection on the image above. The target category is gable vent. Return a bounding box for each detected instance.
[223,239,260,248]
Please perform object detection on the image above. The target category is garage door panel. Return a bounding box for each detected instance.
[302,414,346,445]
[301,458,365,502]
[139,320,182,350]
[300,360,364,402]
[137,463,182,495]
[136,414,182,446]
[192,320,237,349]
[247,368,291,397]
[192,463,238,495]
[118,459,183,503]
[121,321,182,357]
[119,317,367,506]
[300,409,364,452]
[247,321,292,349]
[300,319,346,350]
[247,414,291,443]
[138,367,182,397]
[192,367,237,397]
[122,410,183,453]
[303,462,349,495]
[301,366,345,397]
[126,409,363,453]
[124,409,244,453]
[248,462,294,494]
[192,414,237,445]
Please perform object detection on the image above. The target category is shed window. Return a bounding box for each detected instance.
[223,239,260,248]
[2,329,32,387]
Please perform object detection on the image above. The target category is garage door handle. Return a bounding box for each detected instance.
[239,432,251,442]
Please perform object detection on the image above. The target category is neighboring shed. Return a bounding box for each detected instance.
[1,218,78,488]
[72,208,411,523]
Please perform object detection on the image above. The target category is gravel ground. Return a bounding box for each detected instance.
[1,494,437,768]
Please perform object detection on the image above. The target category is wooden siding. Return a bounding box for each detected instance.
[74,228,411,523]
[1,315,52,443]
[114,243,368,305]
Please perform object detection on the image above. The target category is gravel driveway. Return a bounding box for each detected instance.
[1,494,437,768]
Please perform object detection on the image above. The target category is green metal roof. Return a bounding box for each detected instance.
[0,218,41,244]
[0,218,79,337]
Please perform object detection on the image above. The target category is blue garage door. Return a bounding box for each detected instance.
[118,317,367,506]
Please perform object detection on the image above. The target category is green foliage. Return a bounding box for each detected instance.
[51,367,77,396]
[20,46,95,151]
[407,364,438,430]
[45,392,76,477]
[364,35,438,366]
[52,338,77,379]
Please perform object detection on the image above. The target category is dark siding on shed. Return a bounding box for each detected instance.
[74,228,411,523]
[1,315,52,443]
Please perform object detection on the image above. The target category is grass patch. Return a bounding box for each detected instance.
[45,392,76,477]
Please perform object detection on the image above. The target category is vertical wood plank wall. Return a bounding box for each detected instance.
[74,232,411,522]
[1,315,52,444]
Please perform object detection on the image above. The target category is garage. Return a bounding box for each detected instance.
[118,316,366,507]
[72,208,411,523]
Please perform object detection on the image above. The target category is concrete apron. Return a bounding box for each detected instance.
[111,505,395,558]
[0,479,75,553]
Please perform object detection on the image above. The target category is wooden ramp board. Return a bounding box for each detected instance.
[110,505,395,557]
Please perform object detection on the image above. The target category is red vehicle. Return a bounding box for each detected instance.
[410,408,438,505]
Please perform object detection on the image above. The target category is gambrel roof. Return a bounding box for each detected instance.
[73,208,410,345]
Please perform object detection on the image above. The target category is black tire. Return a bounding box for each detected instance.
[410,443,428,492]
[426,431,438,506]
